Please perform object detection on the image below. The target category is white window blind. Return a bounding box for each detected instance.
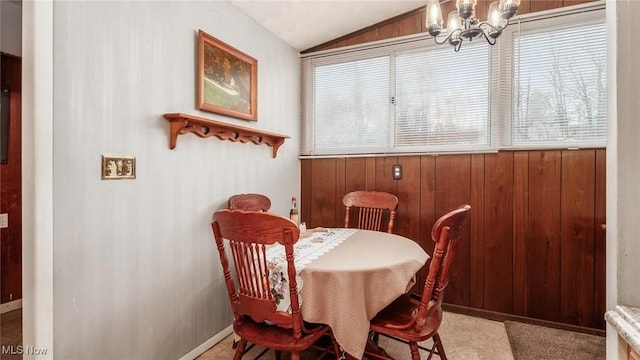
[312,56,390,154]
[509,17,606,147]
[300,3,606,157]
[395,43,491,152]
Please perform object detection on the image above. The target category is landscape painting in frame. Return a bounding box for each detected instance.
[198,30,257,121]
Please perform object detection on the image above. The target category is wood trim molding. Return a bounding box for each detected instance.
[162,113,289,158]
[630,345,640,360]
[442,303,606,337]
[0,299,22,314]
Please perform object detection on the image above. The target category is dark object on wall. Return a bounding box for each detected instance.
[1,88,10,164]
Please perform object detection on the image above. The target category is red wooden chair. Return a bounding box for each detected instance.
[365,204,471,360]
[228,193,272,212]
[342,191,399,233]
[211,209,339,360]
[226,194,273,350]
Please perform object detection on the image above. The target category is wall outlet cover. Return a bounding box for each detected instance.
[392,164,402,180]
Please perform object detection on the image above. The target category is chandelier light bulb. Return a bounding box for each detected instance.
[499,0,520,19]
[447,10,463,50]
[488,1,505,37]
[456,0,477,19]
[426,0,444,36]
[447,10,462,33]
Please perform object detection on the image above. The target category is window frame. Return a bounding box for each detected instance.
[300,1,606,158]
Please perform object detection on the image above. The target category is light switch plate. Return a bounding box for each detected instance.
[0,213,8,228]
[101,155,136,180]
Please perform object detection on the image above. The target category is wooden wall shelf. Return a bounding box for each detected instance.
[163,113,289,158]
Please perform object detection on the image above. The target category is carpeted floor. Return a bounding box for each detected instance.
[505,321,605,360]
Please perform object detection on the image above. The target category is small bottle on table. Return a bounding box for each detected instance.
[289,197,299,226]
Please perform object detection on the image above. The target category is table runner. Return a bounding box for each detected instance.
[266,228,357,312]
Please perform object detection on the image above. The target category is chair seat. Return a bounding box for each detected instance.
[234,317,331,352]
[369,294,443,343]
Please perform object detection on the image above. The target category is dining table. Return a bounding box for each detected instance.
[265,227,429,359]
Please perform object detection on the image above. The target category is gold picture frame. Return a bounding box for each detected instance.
[101,155,136,180]
[197,30,258,122]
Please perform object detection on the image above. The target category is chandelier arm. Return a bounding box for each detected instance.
[478,20,510,46]
[432,30,459,46]
[480,29,497,46]
[478,21,502,33]
[480,26,500,46]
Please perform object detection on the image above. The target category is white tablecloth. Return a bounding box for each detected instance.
[267,229,429,359]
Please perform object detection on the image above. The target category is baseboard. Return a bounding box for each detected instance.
[178,324,233,360]
[442,303,606,337]
[0,299,22,314]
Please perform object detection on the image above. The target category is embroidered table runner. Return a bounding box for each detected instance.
[265,228,357,312]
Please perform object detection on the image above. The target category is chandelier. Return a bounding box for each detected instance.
[426,0,520,52]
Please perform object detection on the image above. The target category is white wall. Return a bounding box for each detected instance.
[606,0,640,358]
[605,0,619,357]
[46,1,299,359]
[22,1,54,359]
[0,0,21,56]
[612,0,640,308]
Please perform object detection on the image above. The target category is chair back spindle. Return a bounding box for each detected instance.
[343,191,399,233]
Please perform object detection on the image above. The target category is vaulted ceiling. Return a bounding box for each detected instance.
[230,0,426,51]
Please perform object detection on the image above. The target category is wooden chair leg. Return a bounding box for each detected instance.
[333,336,342,360]
[363,337,394,360]
[291,351,300,360]
[433,333,447,360]
[409,341,421,360]
[233,339,247,360]
[372,331,380,345]
[275,350,282,360]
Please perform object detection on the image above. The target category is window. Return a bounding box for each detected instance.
[313,56,390,153]
[507,14,607,148]
[395,43,491,152]
[301,4,606,156]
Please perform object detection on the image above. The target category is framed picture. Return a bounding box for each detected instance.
[101,155,136,180]
[197,30,258,122]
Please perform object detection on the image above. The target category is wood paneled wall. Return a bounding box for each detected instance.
[0,53,22,304]
[301,150,606,329]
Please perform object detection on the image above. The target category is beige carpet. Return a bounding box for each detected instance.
[205,336,416,360]
[505,321,605,360]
